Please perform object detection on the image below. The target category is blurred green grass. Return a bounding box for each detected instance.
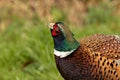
[0,18,120,80]
[0,2,120,80]
[0,20,63,80]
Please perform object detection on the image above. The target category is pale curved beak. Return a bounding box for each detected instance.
[48,23,55,29]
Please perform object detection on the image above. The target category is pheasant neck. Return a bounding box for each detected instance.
[54,38,80,58]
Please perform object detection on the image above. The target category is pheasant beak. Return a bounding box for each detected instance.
[48,23,55,29]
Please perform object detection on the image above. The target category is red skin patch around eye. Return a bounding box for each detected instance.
[52,29,58,36]
[52,24,60,36]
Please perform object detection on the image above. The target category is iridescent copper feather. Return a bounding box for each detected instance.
[79,34,120,80]
[49,22,120,80]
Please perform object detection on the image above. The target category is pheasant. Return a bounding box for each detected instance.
[48,22,120,80]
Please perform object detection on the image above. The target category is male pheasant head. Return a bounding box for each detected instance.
[48,22,79,58]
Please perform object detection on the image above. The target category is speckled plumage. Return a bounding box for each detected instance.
[48,22,120,80]
[55,34,120,80]
[80,34,120,59]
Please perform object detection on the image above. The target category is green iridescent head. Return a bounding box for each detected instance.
[48,22,79,52]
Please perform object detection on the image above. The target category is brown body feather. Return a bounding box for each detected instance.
[55,34,120,80]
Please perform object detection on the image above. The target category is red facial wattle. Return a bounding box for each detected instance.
[52,29,58,36]
[51,24,61,36]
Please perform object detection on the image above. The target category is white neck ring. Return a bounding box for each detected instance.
[54,49,75,58]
